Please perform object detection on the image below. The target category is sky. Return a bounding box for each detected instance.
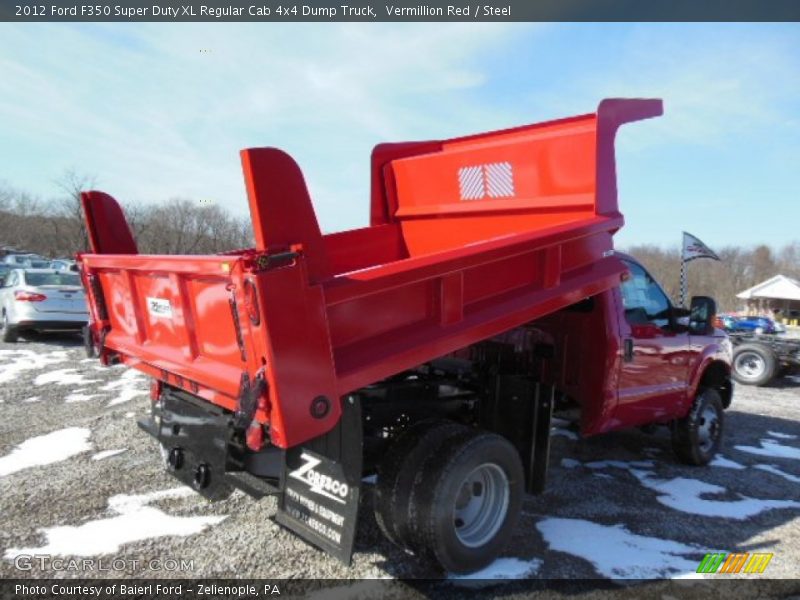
[0,22,798,249]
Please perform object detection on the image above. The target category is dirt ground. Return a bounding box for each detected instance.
[0,332,798,586]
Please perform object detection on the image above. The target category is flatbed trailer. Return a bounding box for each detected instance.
[76,99,724,573]
[729,332,800,386]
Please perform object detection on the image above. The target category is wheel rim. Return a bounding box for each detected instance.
[452,463,509,548]
[734,351,765,380]
[697,403,720,453]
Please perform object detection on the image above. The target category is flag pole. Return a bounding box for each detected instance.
[679,256,687,308]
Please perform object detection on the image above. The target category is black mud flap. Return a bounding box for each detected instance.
[275,395,363,565]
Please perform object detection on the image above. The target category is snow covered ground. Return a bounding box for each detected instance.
[0,333,798,583]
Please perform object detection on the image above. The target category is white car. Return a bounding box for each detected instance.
[0,269,88,342]
[3,253,42,266]
[50,259,79,272]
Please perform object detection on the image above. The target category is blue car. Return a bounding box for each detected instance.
[731,316,785,334]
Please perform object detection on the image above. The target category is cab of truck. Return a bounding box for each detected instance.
[529,253,732,464]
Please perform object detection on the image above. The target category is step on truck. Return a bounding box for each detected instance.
[78,99,733,574]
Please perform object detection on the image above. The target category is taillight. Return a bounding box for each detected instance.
[243,278,260,326]
[246,422,265,451]
[14,291,47,302]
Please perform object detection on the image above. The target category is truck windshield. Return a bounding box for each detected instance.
[24,272,81,287]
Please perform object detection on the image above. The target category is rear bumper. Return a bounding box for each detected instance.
[13,319,87,331]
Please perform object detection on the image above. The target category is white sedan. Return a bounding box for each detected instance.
[0,269,88,342]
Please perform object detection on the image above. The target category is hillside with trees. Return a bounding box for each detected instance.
[1,175,797,312]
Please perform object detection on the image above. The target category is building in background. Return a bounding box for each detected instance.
[737,275,800,325]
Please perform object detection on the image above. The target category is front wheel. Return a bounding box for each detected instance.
[732,343,776,386]
[671,388,724,465]
[408,430,524,574]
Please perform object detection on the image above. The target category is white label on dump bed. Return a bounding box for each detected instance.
[458,162,515,200]
[146,297,173,319]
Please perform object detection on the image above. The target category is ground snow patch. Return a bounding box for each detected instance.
[629,470,800,519]
[754,464,800,484]
[0,428,92,477]
[23,396,41,403]
[767,431,798,441]
[735,439,800,460]
[585,460,654,470]
[0,350,70,385]
[710,455,746,470]
[92,449,127,461]
[449,557,542,584]
[537,518,706,579]
[101,369,148,406]
[552,428,578,440]
[560,458,654,471]
[34,368,100,387]
[3,488,225,558]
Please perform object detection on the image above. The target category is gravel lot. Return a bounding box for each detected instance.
[1,333,799,584]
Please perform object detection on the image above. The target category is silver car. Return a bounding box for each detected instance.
[0,269,89,342]
[3,253,42,266]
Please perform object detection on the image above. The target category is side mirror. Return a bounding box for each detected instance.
[689,296,717,335]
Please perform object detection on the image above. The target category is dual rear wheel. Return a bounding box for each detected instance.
[374,420,524,573]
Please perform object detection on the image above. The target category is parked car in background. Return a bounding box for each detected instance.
[50,259,79,272]
[24,259,53,269]
[715,314,739,331]
[3,253,43,266]
[731,315,785,335]
[0,269,88,342]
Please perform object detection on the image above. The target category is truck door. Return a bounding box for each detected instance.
[615,260,691,427]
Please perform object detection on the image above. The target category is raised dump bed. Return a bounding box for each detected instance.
[80,98,662,450]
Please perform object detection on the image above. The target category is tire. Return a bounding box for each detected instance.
[1,312,18,343]
[671,388,724,466]
[407,429,525,574]
[732,343,776,386]
[83,324,97,358]
[373,419,468,550]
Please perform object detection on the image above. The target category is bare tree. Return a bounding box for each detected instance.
[53,169,96,254]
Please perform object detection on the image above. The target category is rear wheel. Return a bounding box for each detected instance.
[1,312,18,343]
[83,325,97,358]
[732,343,776,386]
[373,419,468,550]
[408,430,524,573]
[671,388,724,465]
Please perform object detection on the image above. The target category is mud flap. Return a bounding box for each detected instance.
[275,395,363,565]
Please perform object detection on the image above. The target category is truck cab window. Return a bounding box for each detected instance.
[620,261,671,328]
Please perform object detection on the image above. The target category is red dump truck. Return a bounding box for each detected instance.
[78,99,732,573]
